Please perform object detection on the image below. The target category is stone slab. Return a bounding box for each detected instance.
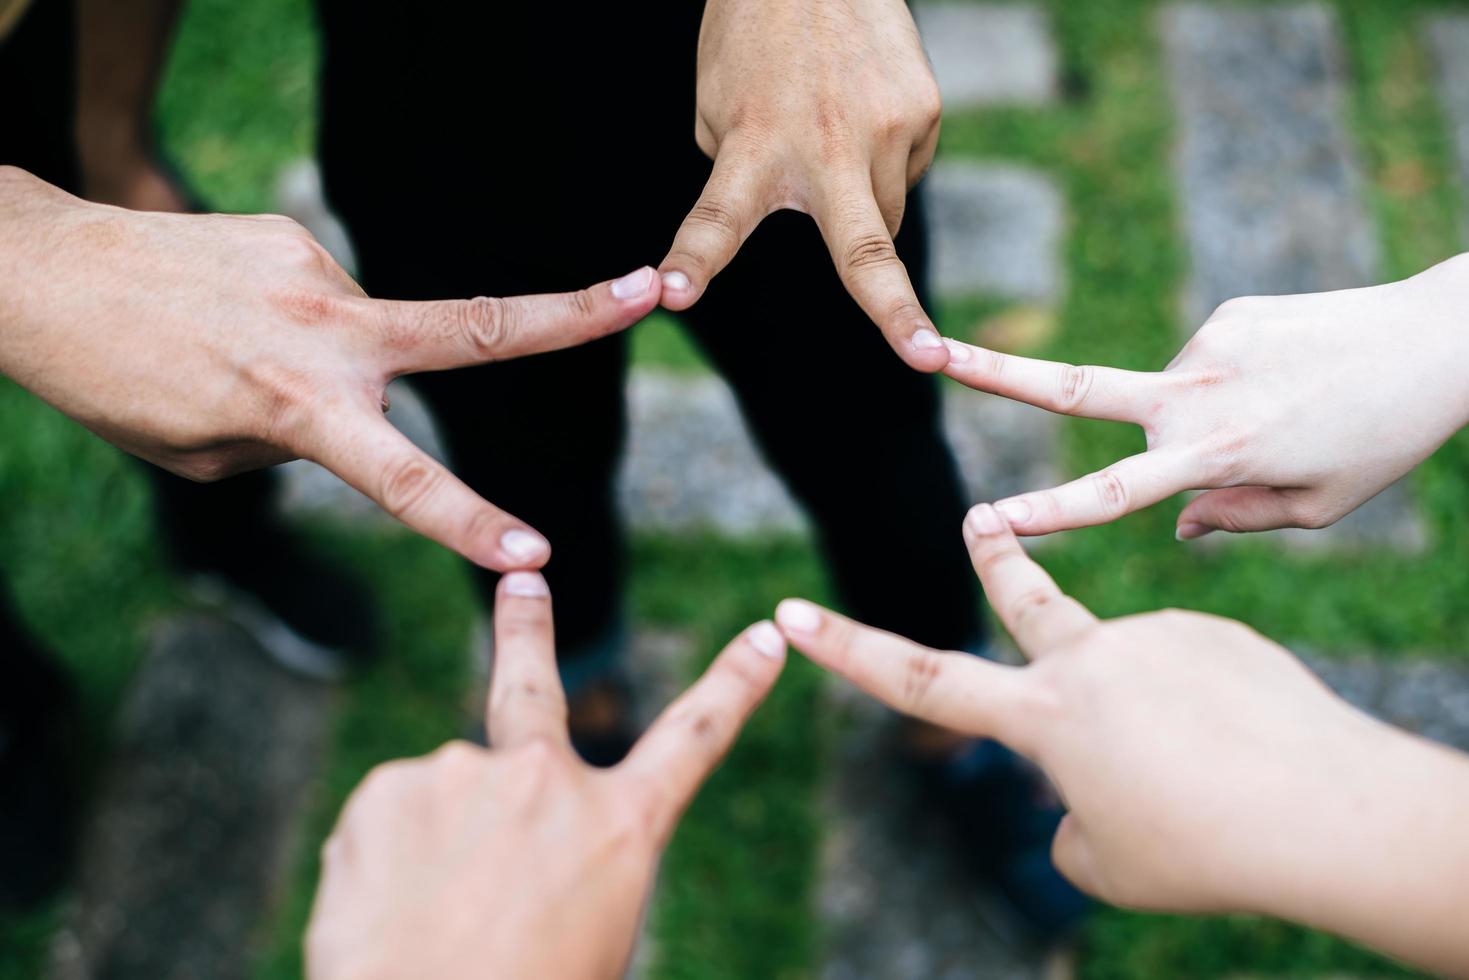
[1161,3,1379,326]
[923,161,1066,302]
[49,617,333,980]
[1425,14,1469,243]
[914,3,1060,110]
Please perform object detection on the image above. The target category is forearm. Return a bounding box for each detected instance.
[1260,720,1469,976]
[75,0,183,202]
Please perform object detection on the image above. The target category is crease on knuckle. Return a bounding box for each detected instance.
[455,295,511,358]
[1007,587,1059,633]
[568,287,598,323]
[1057,364,1095,413]
[379,453,441,519]
[842,233,899,275]
[901,647,945,713]
[1092,469,1130,516]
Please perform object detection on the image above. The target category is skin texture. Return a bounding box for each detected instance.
[938,254,1469,538]
[0,166,663,571]
[660,0,949,372]
[305,572,786,980]
[775,507,1469,977]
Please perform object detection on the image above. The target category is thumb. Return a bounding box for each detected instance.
[1176,486,1310,539]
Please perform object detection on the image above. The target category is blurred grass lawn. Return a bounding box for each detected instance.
[3,0,1467,978]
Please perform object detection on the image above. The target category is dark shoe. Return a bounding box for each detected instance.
[183,523,381,682]
[0,633,81,910]
[908,739,1090,947]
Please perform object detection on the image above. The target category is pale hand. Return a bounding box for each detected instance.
[306,572,786,980]
[0,167,662,570]
[660,0,948,371]
[939,255,1469,537]
[775,507,1469,975]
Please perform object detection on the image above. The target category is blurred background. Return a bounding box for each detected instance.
[4,0,1469,977]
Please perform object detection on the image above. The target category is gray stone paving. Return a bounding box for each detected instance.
[914,3,1060,111]
[923,161,1066,302]
[1161,3,1380,326]
[1425,13,1469,242]
[49,617,332,980]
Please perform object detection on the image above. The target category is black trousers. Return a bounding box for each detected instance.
[311,2,985,659]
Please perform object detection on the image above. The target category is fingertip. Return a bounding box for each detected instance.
[1175,521,1214,541]
[993,499,1033,532]
[963,503,1009,540]
[496,528,551,569]
[774,598,824,638]
[942,338,973,365]
[657,269,698,311]
[608,266,660,304]
[500,570,550,599]
[899,328,951,373]
[745,620,787,662]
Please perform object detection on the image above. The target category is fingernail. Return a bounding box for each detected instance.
[911,328,943,351]
[775,599,822,635]
[611,266,654,300]
[1176,522,1213,541]
[965,503,1005,536]
[661,270,691,293]
[996,499,1031,526]
[943,338,971,362]
[502,571,550,597]
[747,621,786,659]
[499,529,549,563]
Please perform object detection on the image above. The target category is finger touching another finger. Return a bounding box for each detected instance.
[992,450,1198,537]
[814,179,948,373]
[962,504,1096,656]
[658,146,773,311]
[940,340,1162,425]
[371,267,662,376]
[310,407,550,571]
[618,622,786,842]
[774,598,1026,741]
[487,572,569,750]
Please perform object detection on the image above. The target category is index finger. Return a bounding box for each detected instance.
[773,598,1029,743]
[307,406,550,571]
[940,339,1165,425]
[962,504,1097,656]
[814,173,948,373]
[658,143,773,311]
[617,622,786,844]
[369,267,662,376]
[487,571,569,750]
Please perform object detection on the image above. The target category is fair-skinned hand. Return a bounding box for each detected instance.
[659,0,949,372]
[305,572,786,980]
[938,254,1469,537]
[0,166,662,570]
[775,507,1469,976]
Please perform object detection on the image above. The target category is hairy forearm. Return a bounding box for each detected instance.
[1261,719,1469,976]
[75,0,183,200]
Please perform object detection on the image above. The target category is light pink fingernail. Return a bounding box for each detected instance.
[502,571,550,597]
[966,503,1004,536]
[611,267,654,300]
[1176,522,1213,541]
[747,621,785,659]
[661,270,691,293]
[996,500,1031,526]
[911,328,943,351]
[943,338,972,362]
[499,529,549,563]
[775,599,822,635]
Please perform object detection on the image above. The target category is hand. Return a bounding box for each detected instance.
[775,506,1469,974]
[305,572,787,980]
[938,255,1469,537]
[659,0,948,371]
[0,167,662,570]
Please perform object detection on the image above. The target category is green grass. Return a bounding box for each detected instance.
[2,0,1467,977]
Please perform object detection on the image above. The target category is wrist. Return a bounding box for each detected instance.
[1404,252,1469,429]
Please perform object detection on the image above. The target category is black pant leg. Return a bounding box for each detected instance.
[678,191,985,651]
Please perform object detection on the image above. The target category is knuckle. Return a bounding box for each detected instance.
[567,286,598,324]
[901,647,945,712]
[272,288,348,327]
[455,295,511,357]
[378,453,441,519]
[1092,469,1131,516]
[841,233,899,274]
[1057,364,1095,413]
[1007,587,1060,629]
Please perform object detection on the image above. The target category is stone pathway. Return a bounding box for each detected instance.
[914,3,1060,111]
[923,161,1066,302]
[49,617,333,980]
[1425,13,1469,242]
